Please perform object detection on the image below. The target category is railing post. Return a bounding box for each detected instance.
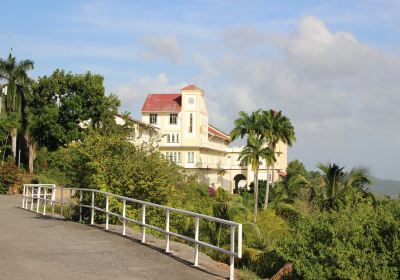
[30,186,34,211]
[229,225,235,280]
[22,185,26,208]
[141,204,146,243]
[105,195,109,230]
[79,190,83,223]
[194,216,199,266]
[69,189,72,216]
[25,186,29,209]
[165,209,170,253]
[43,187,47,215]
[51,186,56,217]
[60,188,64,217]
[90,191,95,225]
[36,186,41,213]
[122,199,126,236]
[238,224,242,258]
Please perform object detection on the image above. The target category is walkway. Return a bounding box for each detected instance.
[0,195,225,280]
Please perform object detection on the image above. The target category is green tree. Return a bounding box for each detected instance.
[316,163,371,210]
[66,131,183,205]
[0,53,34,159]
[239,135,275,222]
[290,163,373,211]
[261,110,296,209]
[0,113,19,164]
[28,70,120,152]
[230,110,263,141]
[268,183,299,218]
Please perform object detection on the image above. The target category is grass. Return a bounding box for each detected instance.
[236,267,262,280]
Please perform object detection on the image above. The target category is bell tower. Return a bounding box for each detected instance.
[180,85,208,147]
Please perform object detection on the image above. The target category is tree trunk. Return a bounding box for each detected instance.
[25,132,36,174]
[264,166,270,209]
[272,163,276,190]
[271,146,276,190]
[28,141,36,174]
[11,127,17,159]
[253,169,259,223]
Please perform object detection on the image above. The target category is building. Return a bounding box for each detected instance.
[140,84,288,193]
[114,114,160,146]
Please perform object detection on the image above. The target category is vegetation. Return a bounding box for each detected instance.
[1,54,399,279]
[239,135,275,222]
[277,201,400,279]
[0,159,21,194]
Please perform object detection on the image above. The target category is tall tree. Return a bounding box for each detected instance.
[239,135,275,222]
[28,70,120,152]
[0,53,34,159]
[261,110,296,209]
[316,163,371,210]
[230,110,263,141]
[291,163,372,211]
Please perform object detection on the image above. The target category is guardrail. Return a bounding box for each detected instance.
[22,184,242,280]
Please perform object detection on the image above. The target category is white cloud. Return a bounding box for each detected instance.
[139,34,181,63]
[192,16,400,179]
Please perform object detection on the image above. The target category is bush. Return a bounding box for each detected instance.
[0,160,21,194]
[276,200,400,279]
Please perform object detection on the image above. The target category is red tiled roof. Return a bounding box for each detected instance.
[141,94,182,112]
[278,170,287,176]
[181,84,201,91]
[208,125,229,141]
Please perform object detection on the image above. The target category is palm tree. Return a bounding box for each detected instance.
[230,110,262,141]
[288,164,372,211]
[316,163,371,210]
[239,136,275,222]
[268,184,299,218]
[261,110,296,209]
[0,54,34,159]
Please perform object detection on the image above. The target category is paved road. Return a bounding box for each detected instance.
[0,195,222,280]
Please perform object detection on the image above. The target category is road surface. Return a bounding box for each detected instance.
[0,195,224,280]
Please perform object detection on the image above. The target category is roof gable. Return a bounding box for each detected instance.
[141,94,182,112]
[208,125,229,141]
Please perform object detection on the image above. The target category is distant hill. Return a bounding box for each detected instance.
[369,177,400,198]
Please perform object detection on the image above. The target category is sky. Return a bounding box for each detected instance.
[0,0,399,180]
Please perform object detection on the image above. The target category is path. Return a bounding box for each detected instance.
[0,195,226,280]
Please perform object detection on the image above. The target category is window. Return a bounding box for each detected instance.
[166,152,181,164]
[189,113,193,133]
[169,113,177,125]
[149,114,157,124]
[187,152,195,164]
[167,133,179,143]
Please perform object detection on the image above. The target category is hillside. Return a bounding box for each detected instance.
[369,177,400,198]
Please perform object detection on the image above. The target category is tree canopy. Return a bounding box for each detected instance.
[28,69,120,151]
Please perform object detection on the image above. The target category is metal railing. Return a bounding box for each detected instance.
[22,184,242,279]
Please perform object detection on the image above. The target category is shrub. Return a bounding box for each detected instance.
[0,160,21,194]
[276,201,400,279]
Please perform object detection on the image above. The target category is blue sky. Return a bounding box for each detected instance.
[1,1,399,180]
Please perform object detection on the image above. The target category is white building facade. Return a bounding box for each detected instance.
[140,85,288,193]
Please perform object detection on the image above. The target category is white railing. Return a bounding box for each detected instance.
[22,184,242,280]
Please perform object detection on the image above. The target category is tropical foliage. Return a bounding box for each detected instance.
[1,54,399,280]
[276,201,400,279]
[230,109,296,218]
[239,135,275,222]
